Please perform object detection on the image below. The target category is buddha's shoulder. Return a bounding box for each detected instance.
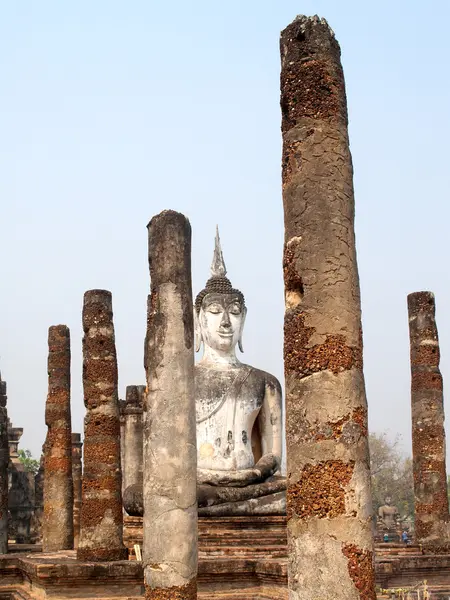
[241,364,282,393]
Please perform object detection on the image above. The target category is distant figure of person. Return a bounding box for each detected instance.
[401,530,410,545]
[383,533,389,543]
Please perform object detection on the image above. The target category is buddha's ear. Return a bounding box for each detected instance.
[238,306,247,353]
[194,308,203,353]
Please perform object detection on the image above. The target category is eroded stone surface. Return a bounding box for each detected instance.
[144,211,197,595]
[408,291,450,548]
[280,14,375,600]
[43,325,74,552]
[77,290,126,562]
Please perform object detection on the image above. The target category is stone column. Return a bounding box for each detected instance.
[7,421,23,469]
[43,325,74,551]
[71,433,83,549]
[77,290,127,561]
[144,211,197,599]
[119,399,126,497]
[280,16,375,600]
[32,454,44,543]
[123,385,145,493]
[408,291,450,547]
[0,376,8,554]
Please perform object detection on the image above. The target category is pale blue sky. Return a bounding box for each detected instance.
[1,1,449,461]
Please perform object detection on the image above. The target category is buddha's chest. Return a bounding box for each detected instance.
[195,367,264,444]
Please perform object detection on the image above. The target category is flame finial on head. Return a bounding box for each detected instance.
[194,227,245,314]
[210,226,227,278]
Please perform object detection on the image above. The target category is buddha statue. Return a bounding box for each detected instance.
[123,229,286,518]
[377,496,400,531]
[195,229,286,516]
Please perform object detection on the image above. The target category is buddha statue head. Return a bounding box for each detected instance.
[194,228,247,357]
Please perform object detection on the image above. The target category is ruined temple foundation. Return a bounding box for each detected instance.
[408,291,450,548]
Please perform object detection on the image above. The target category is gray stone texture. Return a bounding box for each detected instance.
[280,15,376,599]
[8,467,35,543]
[123,385,145,496]
[144,211,197,599]
[408,291,450,548]
[71,433,83,549]
[0,376,8,554]
[43,325,74,552]
[77,289,127,561]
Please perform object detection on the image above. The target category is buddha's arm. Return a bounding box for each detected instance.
[254,375,283,477]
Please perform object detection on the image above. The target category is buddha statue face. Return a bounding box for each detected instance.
[195,228,247,356]
[198,292,246,354]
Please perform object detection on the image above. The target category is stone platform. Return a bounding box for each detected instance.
[3,524,450,599]
[198,516,287,599]
[0,517,288,600]
[124,515,288,599]
[375,543,450,597]
[0,551,143,599]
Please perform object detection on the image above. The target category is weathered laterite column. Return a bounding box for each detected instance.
[280,16,376,600]
[123,385,145,493]
[0,375,8,554]
[43,325,74,551]
[408,291,450,548]
[77,290,127,561]
[71,433,83,549]
[144,211,197,599]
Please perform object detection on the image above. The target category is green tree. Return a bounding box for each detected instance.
[369,432,414,519]
[18,449,40,475]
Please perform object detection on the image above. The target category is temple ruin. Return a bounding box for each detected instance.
[0,12,449,600]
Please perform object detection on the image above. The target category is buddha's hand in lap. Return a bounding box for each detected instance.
[254,453,281,480]
[197,467,264,487]
[197,454,280,488]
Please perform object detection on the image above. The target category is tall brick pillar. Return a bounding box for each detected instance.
[280,15,376,599]
[43,325,74,551]
[408,291,450,548]
[77,290,127,561]
[143,211,197,599]
[71,433,83,549]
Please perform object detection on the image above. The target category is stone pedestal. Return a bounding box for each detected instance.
[280,15,375,600]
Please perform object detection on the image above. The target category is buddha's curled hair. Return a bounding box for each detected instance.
[195,276,245,314]
[195,226,246,314]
